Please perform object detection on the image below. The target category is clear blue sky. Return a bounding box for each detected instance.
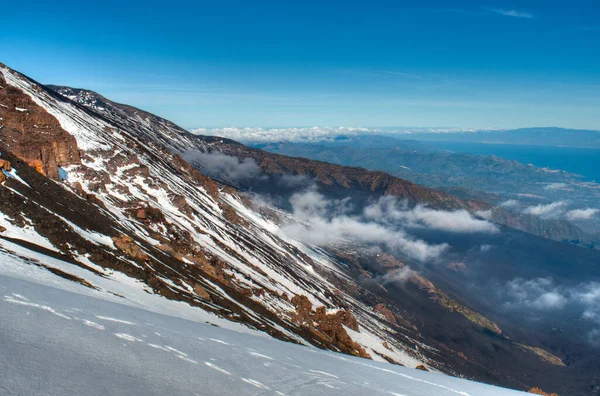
[2,0,599,129]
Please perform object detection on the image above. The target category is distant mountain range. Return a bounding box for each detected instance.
[402,127,600,148]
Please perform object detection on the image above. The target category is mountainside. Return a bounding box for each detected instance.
[3,62,598,395]
[254,139,599,247]
[2,64,419,363]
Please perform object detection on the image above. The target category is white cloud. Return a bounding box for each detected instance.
[499,199,520,209]
[190,126,376,143]
[502,278,600,342]
[181,151,262,184]
[566,208,599,221]
[365,197,499,234]
[281,189,448,261]
[522,201,567,219]
[504,278,568,310]
[544,183,568,191]
[491,8,533,19]
[190,126,496,143]
[504,200,597,222]
[379,266,414,284]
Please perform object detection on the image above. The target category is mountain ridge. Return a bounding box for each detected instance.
[1,62,592,395]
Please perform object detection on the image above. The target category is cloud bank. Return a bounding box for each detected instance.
[190,126,376,143]
[499,198,598,223]
[280,190,501,261]
[190,126,482,143]
[280,189,448,261]
[567,208,599,221]
[364,196,499,233]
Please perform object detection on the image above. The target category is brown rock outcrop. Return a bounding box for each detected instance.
[193,284,211,301]
[112,235,148,260]
[221,203,247,226]
[528,387,559,396]
[291,295,370,359]
[170,194,194,218]
[335,309,360,332]
[131,206,165,223]
[374,303,398,325]
[0,74,80,178]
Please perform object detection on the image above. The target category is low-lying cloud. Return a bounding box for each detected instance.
[567,208,599,221]
[500,199,598,223]
[504,278,568,310]
[364,196,499,234]
[501,277,600,343]
[182,151,262,184]
[499,199,520,209]
[522,201,568,219]
[378,266,414,284]
[281,189,448,261]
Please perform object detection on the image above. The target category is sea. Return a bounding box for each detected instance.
[423,141,600,183]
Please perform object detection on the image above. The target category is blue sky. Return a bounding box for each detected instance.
[2,0,599,129]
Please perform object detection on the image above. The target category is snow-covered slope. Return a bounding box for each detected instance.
[0,64,433,367]
[0,243,526,396]
[0,62,569,395]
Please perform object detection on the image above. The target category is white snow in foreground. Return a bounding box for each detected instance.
[0,238,257,334]
[0,242,528,396]
[0,213,57,252]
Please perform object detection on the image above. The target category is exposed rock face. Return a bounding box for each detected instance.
[291,295,369,358]
[220,203,247,226]
[130,206,165,223]
[193,284,211,300]
[112,235,148,260]
[374,303,398,325]
[415,365,430,371]
[335,309,360,332]
[170,194,193,218]
[0,73,80,178]
[529,387,559,396]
